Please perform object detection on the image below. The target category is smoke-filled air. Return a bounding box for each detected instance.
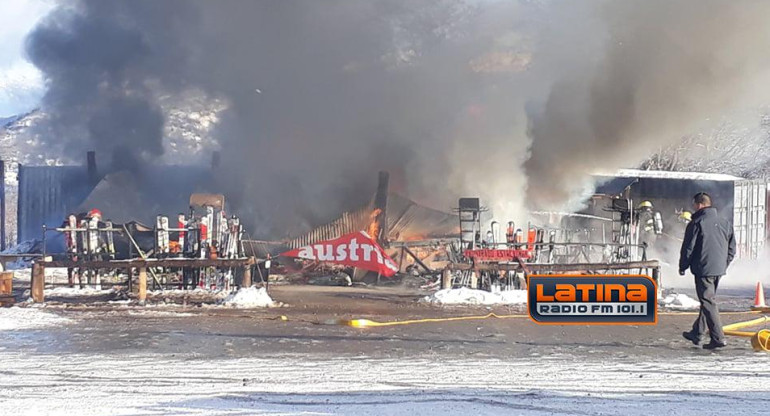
[24,0,770,238]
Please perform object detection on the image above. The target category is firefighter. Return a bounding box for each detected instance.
[637,201,655,231]
[255,254,272,287]
[87,209,108,260]
[636,201,659,248]
[679,211,692,224]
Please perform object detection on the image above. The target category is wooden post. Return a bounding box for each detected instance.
[652,267,661,299]
[138,267,147,304]
[242,265,252,288]
[441,268,452,290]
[31,262,45,303]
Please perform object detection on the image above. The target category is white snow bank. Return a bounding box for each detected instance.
[0,307,73,330]
[12,267,70,282]
[220,287,275,308]
[659,293,700,310]
[45,286,116,297]
[422,287,527,306]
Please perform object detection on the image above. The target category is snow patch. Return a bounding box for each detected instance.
[45,286,116,297]
[659,293,700,310]
[12,267,70,282]
[220,287,275,308]
[0,307,72,330]
[124,309,195,317]
[422,287,527,306]
[4,352,770,416]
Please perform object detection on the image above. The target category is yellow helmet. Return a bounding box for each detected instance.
[679,211,692,222]
[638,201,653,209]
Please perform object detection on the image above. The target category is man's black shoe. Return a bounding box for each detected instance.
[682,331,700,345]
[702,341,727,350]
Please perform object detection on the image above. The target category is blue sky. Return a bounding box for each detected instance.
[0,0,54,117]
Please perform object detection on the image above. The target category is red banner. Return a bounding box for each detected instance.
[281,231,398,277]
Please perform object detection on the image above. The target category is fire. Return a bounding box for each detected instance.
[367,208,382,240]
[403,233,427,242]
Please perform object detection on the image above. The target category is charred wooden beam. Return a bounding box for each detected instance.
[87,151,98,186]
[402,245,432,273]
[373,171,389,245]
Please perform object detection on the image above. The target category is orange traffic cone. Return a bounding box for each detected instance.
[753,281,767,309]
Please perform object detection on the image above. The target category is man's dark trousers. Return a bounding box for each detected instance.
[692,275,725,343]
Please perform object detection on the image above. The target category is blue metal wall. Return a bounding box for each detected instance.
[17,165,94,243]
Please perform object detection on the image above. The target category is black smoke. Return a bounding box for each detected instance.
[24,1,770,237]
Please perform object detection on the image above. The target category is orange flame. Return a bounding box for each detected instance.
[367,208,382,240]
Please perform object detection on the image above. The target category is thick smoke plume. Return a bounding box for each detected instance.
[24,1,770,237]
[525,1,770,210]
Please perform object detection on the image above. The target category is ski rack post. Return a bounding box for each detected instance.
[42,214,260,299]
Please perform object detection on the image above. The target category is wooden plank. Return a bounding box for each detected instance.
[138,267,147,303]
[448,260,660,272]
[0,271,12,295]
[31,262,44,303]
[0,294,14,307]
[0,254,45,259]
[39,257,257,269]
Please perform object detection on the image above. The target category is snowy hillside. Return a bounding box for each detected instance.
[0,91,225,170]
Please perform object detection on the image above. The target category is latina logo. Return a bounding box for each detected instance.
[527,274,657,325]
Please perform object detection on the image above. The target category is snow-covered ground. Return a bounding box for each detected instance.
[220,286,276,308]
[423,287,528,306]
[660,293,701,310]
[0,306,72,330]
[43,286,116,297]
[423,288,705,311]
[0,350,768,415]
[11,266,70,282]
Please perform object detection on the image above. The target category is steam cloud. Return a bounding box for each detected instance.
[24,0,770,238]
[525,1,770,210]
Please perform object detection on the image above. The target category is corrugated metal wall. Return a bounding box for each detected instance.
[17,165,93,242]
[605,176,766,260]
[733,179,766,259]
[286,207,371,249]
[284,193,459,250]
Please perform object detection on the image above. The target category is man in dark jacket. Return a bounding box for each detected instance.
[679,192,736,350]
